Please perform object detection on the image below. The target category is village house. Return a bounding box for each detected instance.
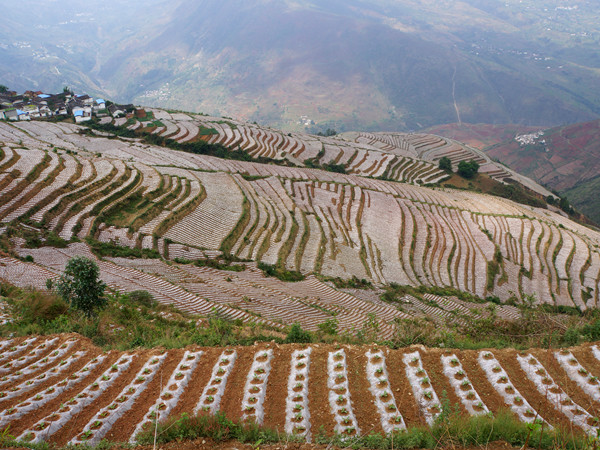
[94,98,106,113]
[22,104,40,118]
[108,104,126,117]
[4,109,18,121]
[16,109,31,121]
[0,88,134,123]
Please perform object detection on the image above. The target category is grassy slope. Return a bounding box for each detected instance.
[564,175,600,224]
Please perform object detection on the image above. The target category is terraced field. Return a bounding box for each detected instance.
[341,131,553,197]
[1,119,600,317]
[1,334,600,444]
[118,110,449,186]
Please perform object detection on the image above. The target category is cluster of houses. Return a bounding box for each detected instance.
[0,89,133,124]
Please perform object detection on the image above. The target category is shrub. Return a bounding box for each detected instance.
[438,156,452,172]
[7,287,68,323]
[285,323,312,344]
[257,262,304,282]
[457,160,479,179]
[127,290,157,308]
[318,318,338,336]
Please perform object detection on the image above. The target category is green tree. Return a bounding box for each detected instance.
[0,85,8,93]
[438,156,452,172]
[457,159,479,179]
[56,256,106,317]
[558,196,574,215]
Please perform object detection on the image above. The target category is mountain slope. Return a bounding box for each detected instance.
[3,0,600,131]
[422,123,542,150]
[0,115,598,311]
[483,119,600,223]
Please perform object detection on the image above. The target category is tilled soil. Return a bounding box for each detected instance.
[1,334,600,446]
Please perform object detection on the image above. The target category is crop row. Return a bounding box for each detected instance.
[0,337,600,444]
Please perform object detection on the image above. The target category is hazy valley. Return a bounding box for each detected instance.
[3,0,600,132]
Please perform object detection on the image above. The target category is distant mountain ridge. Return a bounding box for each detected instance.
[2,0,600,132]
